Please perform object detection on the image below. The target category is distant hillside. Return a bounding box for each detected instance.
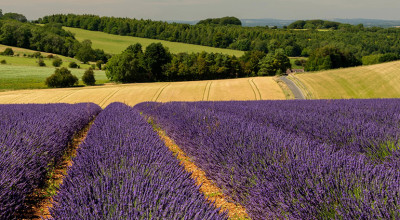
[170,18,400,28]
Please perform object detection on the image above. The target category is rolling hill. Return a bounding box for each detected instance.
[291,60,400,99]
[63,27,245,56]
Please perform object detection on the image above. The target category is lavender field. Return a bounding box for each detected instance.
[0,103,101,219]
[1,100,399,219]
[136,99,400,219]
[50,103,226,219]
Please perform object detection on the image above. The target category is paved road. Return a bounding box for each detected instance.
[280,76,305,100]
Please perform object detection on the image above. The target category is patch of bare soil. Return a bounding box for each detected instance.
[15,120,94,220]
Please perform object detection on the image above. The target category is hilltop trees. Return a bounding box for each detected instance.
[197,17,242,26]
[288,20,341,30]
[2,13,27,22]
[39,13,400,60]
[0,16,110,63]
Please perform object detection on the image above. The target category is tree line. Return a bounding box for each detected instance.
[105,43,291,83]
[0,17,109,63]
[38,14,400,59]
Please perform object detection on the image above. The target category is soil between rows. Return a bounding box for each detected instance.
[150,119,250,220]
[15,120,94,220]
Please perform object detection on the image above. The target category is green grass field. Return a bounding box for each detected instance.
[0,65,108,91]
[63,27,245,56]
[0,55,93,69]
[0,44,92,68]
[291,61,400,99]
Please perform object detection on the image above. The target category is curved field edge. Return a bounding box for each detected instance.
[63,26,245,56]
[0,77,286,108]
[293,60,400,99]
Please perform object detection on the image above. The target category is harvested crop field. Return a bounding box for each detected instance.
[292,60,400,99]
[0,77,286,107]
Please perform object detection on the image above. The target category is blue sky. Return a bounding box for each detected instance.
[2,0,400,21]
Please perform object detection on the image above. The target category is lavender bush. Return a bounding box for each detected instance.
[50,103,226,220]
[0,103,101,219]
[136,100,400,219]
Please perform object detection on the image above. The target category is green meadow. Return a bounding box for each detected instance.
[0,65,108,91]
[63,27,245,56]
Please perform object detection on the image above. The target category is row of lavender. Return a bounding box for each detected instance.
[49,103,226,219]
[0,103,101,219]
[136,100,400,219]
[195,99,400,161]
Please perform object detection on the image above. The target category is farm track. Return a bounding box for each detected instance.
[98,88,121,107]
[15,119,95,219]
[150,119,250,220]
[279,76,305,99]
[202,81,212,101]
[248,79,262,100]
[152,83,171,102]
[55,90,80,103]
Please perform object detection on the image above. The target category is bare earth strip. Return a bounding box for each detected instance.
[15,120,94,220]
[150,120,250,219]
[0,77,286,107]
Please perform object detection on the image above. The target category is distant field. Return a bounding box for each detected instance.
[0,44,92,69]
[291,61,400,99]
[64,27,245,56]
[0,65,108,91]
[0,77,286,107]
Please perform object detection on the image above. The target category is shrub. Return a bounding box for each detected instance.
[96,60,103,70]
[52,57,63,67]
[38,59,46,67]
[0,59,6,64]
[47,54,54,59]
[2,48,14,56]
[82,68,96,86]
[68,62,79,68]
[45,67,78,88]
[32,52,42,58]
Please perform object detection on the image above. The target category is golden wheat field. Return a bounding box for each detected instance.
[0,77,286,108]
[291,61,400,99]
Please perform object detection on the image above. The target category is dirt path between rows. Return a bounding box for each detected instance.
[15,120,95,220]
[151,120,250,220]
